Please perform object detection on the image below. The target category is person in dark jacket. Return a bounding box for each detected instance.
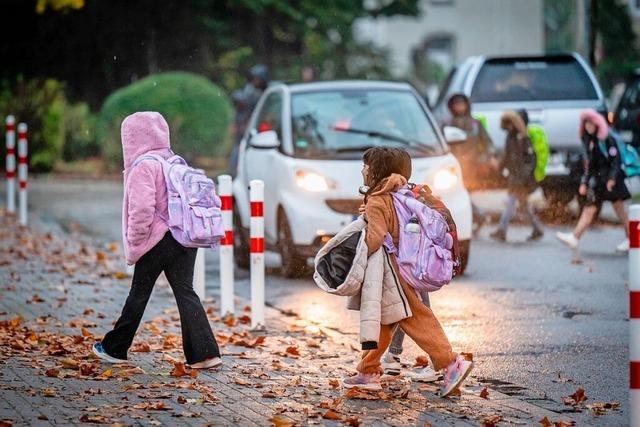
[229,64,270,177]
[556,109,630,252]
[444,94,496,234]
[490,111,544,242]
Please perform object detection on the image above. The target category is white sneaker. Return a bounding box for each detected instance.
[92,342,129,364]
[616,239,630,252]
[407,365,440,383]
[190,357,222,369]
[556,232,579,249]
[381,352,402,376]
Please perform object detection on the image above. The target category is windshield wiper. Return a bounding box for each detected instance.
[331,126,436,154]
[335,145,377,153]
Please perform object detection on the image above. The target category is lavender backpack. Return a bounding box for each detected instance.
[383,186,454,292]
[133,154,224,249]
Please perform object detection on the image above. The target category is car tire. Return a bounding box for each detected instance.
[233,208,250,270]
[278,210,308,279]
[457,239,470,276]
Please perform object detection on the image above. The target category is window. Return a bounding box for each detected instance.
[630,0,640,17]
[290,89,443,159]
[471,57,598,102]
[619,79,640,111]
[254,93,283,139]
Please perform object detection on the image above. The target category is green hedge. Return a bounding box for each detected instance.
[98,72,232,169]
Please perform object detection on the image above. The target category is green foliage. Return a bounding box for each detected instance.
[595,0,640,91]
[62,102,98,161]
[0,77,67,172]
[202,0,419,88]
[544,0,575,52]
[98,72,232,169]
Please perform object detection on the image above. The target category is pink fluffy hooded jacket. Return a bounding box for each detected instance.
[121,112,173,265]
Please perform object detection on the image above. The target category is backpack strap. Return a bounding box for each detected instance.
[132,153,168,168]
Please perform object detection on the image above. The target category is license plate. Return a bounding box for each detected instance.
[546,151,570,175]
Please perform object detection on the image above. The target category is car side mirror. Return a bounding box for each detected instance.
[442,126,468,144]
[250,130,280,149]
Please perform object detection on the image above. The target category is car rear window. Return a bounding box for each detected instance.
[470,57,598,102]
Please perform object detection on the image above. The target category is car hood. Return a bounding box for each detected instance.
[285,154,461,199]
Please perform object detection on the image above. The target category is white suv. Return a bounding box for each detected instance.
[233,80,472,277]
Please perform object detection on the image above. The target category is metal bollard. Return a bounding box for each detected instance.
[218,175,234,316]
[5,116,15,214]
[630,204,640,427]
[249,180,265,330]
[17,123,27,226]
[194,249,206,301]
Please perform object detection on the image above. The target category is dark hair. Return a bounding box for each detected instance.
[362,147,411,196]
[447,93,470,114]
[517,109,529,126]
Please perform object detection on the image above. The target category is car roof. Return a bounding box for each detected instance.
[276,80,413,93]
[462,52,580,64]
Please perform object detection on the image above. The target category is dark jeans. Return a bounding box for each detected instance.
[389,291,430,355]
[101,233,220,364]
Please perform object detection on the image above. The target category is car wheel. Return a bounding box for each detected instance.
[457,239,470,276]
[278,210,307,279]
[233,208,250,270]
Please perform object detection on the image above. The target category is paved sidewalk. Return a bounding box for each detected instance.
[0,212,602,426]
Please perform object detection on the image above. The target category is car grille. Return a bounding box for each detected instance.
[325,199,363,215]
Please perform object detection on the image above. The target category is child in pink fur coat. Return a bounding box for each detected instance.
[93,112,221,369]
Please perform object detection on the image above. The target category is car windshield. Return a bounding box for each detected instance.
[471,57,598,102]
[290,89,444,159]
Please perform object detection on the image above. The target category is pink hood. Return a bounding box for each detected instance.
[579,109,609,140]
[121,112,172,264]
[122,111,171,169]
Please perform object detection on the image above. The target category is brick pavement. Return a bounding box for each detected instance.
[0,211,595,426]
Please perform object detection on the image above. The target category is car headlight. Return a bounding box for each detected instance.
[432,167,458,191]
[295,170,331,192]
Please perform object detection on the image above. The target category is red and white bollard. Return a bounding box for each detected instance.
[17,123,27,226]
[249,180,265,330]
[218,175,234,316]
[630,204,640,427]
[5,115,15,214]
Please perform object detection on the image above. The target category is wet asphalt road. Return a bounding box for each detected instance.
[17,176,632,424]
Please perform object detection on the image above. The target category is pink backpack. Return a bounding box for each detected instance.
[133,153,224,249]
[383,186,454,292]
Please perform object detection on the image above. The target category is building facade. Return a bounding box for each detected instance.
[356,0,544,99]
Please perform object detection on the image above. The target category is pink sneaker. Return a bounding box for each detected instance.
[441,355,473,397]
[342,372,382,391]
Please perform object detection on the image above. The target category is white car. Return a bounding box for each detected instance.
[233,80,472,277]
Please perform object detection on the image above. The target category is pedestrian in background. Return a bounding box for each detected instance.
[556,109,630,251]
[490,111,544,242]
[229,64,270,177]
[444,93,495,235]
[92,112,221,369]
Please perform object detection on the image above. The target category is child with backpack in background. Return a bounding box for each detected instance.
[518,109,550,185]
[93,112,222,369]
[490,111,544,242]
[556,109,631,252]
[444,94,496,234]
[341,147,472,396]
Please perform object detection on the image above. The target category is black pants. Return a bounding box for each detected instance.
[102,232,220,364]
